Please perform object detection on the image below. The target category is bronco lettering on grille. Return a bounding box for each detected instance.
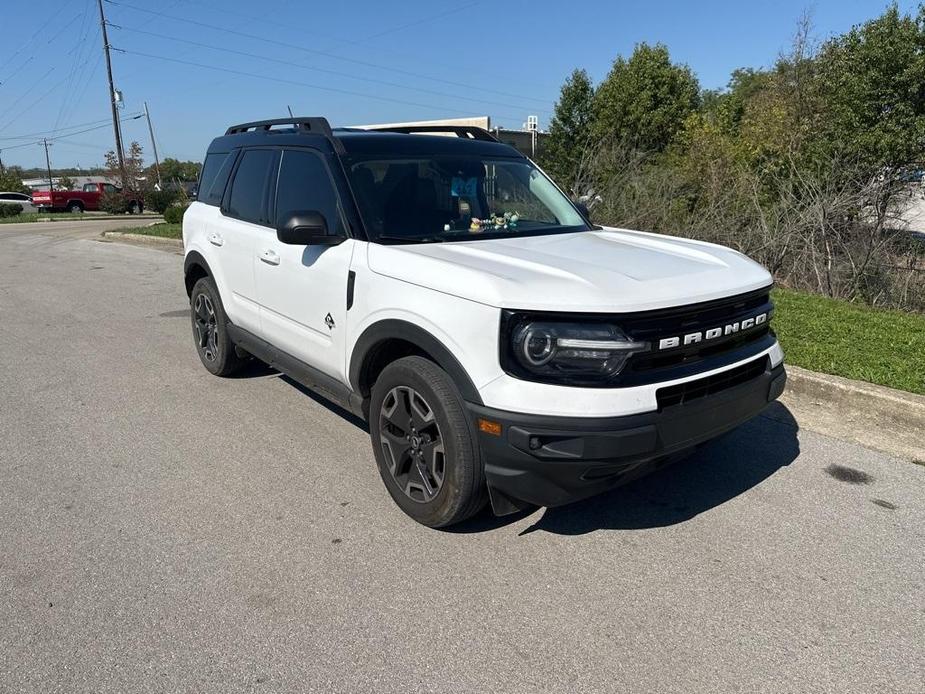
[657,312,768,350]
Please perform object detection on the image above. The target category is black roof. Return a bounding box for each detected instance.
[207,118,523,159]
[334,129,520,158]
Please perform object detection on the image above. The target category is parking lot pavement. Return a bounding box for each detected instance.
[1,226,923,693]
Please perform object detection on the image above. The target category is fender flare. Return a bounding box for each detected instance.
[349,319,483,405]
[183,250,213,295]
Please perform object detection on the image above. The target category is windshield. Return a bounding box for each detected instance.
[345,155,589,243]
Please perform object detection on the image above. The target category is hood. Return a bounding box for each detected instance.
[366,227,773,312]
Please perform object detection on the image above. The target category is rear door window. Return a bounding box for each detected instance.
[198,152,235,207]
[225,149,275,226]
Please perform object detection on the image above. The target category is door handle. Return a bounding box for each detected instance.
[259,249,280,266]
[208,233,224,247]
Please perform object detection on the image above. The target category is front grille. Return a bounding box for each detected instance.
[624,288,771,368]
[656,356,769,410]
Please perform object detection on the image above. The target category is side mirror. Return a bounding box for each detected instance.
[576,202,591,221]
[276,210,344,245]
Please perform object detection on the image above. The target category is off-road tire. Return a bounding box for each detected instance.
[370,356,487,528]
[189,276,246,376]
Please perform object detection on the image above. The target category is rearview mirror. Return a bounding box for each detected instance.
[276,210,345,245]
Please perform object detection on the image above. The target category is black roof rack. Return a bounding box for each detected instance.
[361,124,499,143]
[224,117,344,153]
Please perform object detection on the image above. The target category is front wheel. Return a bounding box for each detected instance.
[369,356,487,528]
[128,201,142,214]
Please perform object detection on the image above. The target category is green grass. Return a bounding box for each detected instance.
[0,212,90,224]
[773,287,925,395]
[111,223,181,239]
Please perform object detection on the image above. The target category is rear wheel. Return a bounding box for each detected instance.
[189,276,246,376]
[370,356,487,528]
[128,200,142,214]
[67,201,84,214]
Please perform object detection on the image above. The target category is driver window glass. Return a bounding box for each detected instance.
[275,149,342,234]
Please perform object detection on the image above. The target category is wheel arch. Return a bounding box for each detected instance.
[350,320,483,406]
[184,251,212,297]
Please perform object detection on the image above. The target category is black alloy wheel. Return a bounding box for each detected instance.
[193,292,219,363]
[379,385,446,503]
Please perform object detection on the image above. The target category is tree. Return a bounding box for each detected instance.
[104,141,144,189]
[813,3,925,177]
[591,42,700,152]
[542,69,595,190]
[157,158,202,183]
[58,175,76,190]
[0,166,29,194]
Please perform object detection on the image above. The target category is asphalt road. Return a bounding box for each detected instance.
[1,221,923,693]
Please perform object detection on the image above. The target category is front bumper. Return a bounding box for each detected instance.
[468,359,786,514]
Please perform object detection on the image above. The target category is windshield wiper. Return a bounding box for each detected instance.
[375,235,446,244]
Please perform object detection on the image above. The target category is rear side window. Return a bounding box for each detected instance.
[198,152,234,207]
[226,149,275,225]
[275,149,343,234]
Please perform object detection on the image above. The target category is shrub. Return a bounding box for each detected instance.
[99,190,129,214]
[146,188,179,214]
[163,204,187,224]
[0,203,23,218]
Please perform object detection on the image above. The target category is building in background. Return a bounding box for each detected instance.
[23,175,116,192]
[351,116,547,159]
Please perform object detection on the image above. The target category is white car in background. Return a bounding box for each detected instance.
[0,191,37,214]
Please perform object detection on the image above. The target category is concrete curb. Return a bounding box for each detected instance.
[779,365,925,462]
[102,231,182,250]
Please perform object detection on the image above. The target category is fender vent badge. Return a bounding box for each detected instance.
[324,313,335,330]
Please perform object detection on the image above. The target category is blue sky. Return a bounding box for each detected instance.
[0,0,917,169]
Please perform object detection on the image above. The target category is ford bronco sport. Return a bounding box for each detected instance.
[183,117,786,528]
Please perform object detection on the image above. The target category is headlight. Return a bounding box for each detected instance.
[508,320,648,383]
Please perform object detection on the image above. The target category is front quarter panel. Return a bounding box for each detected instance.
[346,244,503,397]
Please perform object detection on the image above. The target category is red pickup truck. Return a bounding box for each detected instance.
[32,182,144,214]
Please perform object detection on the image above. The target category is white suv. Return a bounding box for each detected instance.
[183,117,786,527]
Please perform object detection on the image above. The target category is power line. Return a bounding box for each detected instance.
[120,48,523,118]
[0,113,141,141]
[106,0,551,107]
[0,114,144,153]
[364,2,479,40]
[0,68,57,125]
[172,0,553,94]
[117,26,547,119]
[52,9,97,132]
[0,0,80,75]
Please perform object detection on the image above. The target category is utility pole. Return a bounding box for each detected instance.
[144,101,161,188]
[42,139,54,191]
[97,0,125,185]
[0,150,5,175]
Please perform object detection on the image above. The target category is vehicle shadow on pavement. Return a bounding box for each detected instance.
[229,362,370,431]
[454,402,800,536]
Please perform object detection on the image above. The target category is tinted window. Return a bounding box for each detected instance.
[83,184,96,192]
[198,151,235,207]
[227,149,274,225]
[275,149,342,234]
[102,184,117,193]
